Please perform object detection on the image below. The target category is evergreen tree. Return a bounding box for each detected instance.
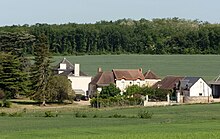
[30,34,52,105]
[0,52,30,98]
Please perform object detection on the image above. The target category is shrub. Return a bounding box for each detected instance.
[81,113,87,118]
[93,114,98,118]
[74,112,87,118]
[138,110,153,119]
[109,113,126,118]
[0,101,2,107]
[3,101,12,108]
[75,112,81,117]
[0,112,7,116]
[9,112,22,117]
[44,111,55,117]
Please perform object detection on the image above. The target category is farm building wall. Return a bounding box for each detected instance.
[116,79,145,94]
[68,76,92,96]
[183,96,213,103]
[145,79,161,87]
[189,78,212,97]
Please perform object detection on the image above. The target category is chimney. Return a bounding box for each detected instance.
[97,67,102,73]
[74,64,80,76]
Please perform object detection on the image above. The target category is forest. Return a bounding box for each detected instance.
[0,18,219,55]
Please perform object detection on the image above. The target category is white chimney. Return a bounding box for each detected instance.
[74,64,80,76]
[97,67,102,73]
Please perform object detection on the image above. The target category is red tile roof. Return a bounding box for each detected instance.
[144,70,160,79]
[90,71,115,86]
[153,76,184,90]
[112,69,145,80]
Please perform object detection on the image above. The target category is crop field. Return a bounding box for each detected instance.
[0,103,220,139]
[53,55,220,80]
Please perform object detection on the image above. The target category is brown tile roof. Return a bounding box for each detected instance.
[144,70,160,79]
[153,76,184,90]
[112,69,145,80]
[90,71,115,86]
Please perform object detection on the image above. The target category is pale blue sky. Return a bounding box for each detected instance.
[0,0,219,26]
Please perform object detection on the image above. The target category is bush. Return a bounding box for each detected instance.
[0,112,7,116]
[93,114,98,118]
[3,101,12,108]
[74,112,87,118]
[9,112,22,117]
[109,113,126,118]
[138,110,153,119]
[44,111,55,117]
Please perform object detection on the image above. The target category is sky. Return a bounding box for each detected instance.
[0,0,219,26]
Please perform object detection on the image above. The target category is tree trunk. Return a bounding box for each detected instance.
[42,95,46,106]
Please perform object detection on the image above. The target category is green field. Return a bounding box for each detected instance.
[53,55,220,80]
[1,104,220,139]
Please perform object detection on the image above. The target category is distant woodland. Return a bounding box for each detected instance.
[0,18,220,55]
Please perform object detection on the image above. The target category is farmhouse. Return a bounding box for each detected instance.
[178,77,212,97]
[177,77,212,103]
[89,68,154,96]
[54,58,92,96]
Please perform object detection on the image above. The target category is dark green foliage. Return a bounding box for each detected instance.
[0,32,34,99]
[30,34,52,105]
[44,111,55,117]
[46,75,75,102]
[90,97,143,108]
[1,18,219,55]
[3,101,12,108]
[0,32,35,55]
[99,83,121,99]
[74,112,87,118]
[0,112,7,116]
[138,110,153,119]
[9,112,23,117]
[0,52,31,98]
[109,114,127,118]
[124,85,142,96]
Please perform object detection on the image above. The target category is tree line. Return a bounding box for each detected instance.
[0,18,219,55]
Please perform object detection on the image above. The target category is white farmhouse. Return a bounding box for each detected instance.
[89,68,158,96]
[54,58,92,96]
[179,77,212,97]
[113,69,145,94]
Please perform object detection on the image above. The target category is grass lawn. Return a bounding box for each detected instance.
[53,55,220,80]
[0,103,220,139]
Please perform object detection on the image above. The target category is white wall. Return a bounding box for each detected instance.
[74,64,80,76]
[68,76,92,96]
[189,78,212,97]
[60,63,66,69]
[116,79,145,94]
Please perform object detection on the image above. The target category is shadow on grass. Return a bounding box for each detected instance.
[10,100,71,105]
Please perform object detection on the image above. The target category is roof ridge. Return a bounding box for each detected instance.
[61,57,75,67]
